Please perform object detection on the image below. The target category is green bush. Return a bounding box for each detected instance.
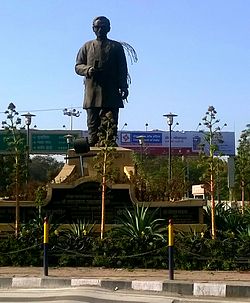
[0,230,250,269]
[1,206,250,270]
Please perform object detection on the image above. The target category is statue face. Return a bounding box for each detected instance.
[93,19,110,39]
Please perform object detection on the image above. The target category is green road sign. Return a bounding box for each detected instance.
[30,130,84,154]
[0,130,86,154]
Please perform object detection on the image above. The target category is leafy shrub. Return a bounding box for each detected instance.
[1,205,250,270]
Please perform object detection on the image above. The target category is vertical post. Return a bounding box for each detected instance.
[210,172,216,239]
[169,124,172,181]
[43,217,49,276]
[64,134,74,164]
[15,165,20,237]
[70,114,73,131]
[168,219,174,280]
[26,123,30,185]
[163,113,177,182]
[27,124,30,156]
[241,180,245,213]
[21,112,36,185]
[100,175,106,240]
[137,136,145,201]
[210,130,216,240]
[63,108,81,131]
[100,151,107,240]
[79,155,84,176]
[227,156,235,206]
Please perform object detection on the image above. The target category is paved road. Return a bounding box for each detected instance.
[1,288,250,303]
[0,288,173,303]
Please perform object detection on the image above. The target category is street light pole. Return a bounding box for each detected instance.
[121,122,128,131]
[137,135,145,201]
[163,113,178,181]
[137,135,145,162]
[21,112,36,184]
[64,134,74,164]
[63,108,81,130]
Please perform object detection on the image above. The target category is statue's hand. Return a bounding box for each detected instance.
[87,67,97,77]
[120,88,129,100]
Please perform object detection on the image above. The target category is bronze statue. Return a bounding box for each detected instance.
[75,16,129,146]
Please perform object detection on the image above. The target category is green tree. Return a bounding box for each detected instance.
[2,103,26,236]
[184,157,206,197]
[0,154,14,197]
[132,154,208,202]
[132,154,168,201]
[235,125,250,207]
[94,111,117,239]
[198,106,226,239]
[216,158,228,201]
[34,186,47,218]
[169,156,186,200]
[29,155,63,183]
[23,155,64,200]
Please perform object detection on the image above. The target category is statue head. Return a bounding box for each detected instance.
[92,16,111,40]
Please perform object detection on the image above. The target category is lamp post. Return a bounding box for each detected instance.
[163,113,178,181]
[63,108,81,130]
[64,134,74,164]
[137,135,145,201]
[121,122,128,131]
[21,112,36,183]
[64,134,74,150]
[173,122,179,130]
[137,135,145,162]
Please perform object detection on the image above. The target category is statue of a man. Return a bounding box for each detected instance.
[75,16,129,146]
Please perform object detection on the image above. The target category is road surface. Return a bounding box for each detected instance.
[1,287,250,303]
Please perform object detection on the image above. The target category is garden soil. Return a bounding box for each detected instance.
[0,267,249,282]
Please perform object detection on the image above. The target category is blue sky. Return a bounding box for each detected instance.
[0,0,249,144]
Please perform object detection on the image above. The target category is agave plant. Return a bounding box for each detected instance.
[115,204,165,241]
[55,219,96,254]
[65,219,95,238]
[204,204,249,235]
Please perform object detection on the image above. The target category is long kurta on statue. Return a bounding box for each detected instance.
[75,39,128,109]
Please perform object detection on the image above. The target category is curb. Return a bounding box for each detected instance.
[0,277,249,298]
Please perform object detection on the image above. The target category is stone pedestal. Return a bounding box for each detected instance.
[48,146,206,229]
[0,147,207,232]
[54,147,135,184]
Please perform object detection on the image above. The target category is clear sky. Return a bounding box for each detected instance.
[0,0,249,145]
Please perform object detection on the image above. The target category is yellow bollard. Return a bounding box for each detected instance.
[43,217,49,276]
[168,219,174,280]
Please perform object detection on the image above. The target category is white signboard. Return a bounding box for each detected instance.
[118,130,235,156]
